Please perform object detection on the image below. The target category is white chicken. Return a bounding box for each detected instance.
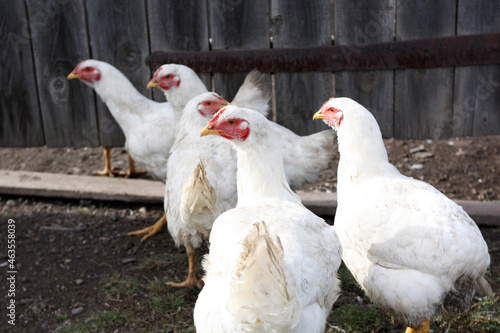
[195,105,342,332]
[148,64,209,116]
[68,59,174,180]
[148,63,270,117]
[130,67,271,242]
[163,92,237,289]
[68,60,176,240]
[313,97,492,333]
[165,87,340,289]
[149,63,336,189]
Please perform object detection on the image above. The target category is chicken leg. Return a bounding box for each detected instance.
[119,156,147,179]
[93,147,118,177]
[167,244,204,289]
[405,319,430,333]
[127,213,167,242]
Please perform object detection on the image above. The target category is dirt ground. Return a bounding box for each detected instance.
[1,135,499,201]
[0,135,499,332]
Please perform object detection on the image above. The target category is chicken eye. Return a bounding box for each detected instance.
[85,67,92,72]
[206,101,212,106]
[329,107,335,112]
[166,74,172,79]
[228,120,236,126]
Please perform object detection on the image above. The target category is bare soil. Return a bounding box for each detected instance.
[0,135,499,332]
[1,135,499,201]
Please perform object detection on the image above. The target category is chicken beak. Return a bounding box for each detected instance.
[200,126,224,137]
[313,110,326,120]
[147,80,159,88]
[67,73,80,80]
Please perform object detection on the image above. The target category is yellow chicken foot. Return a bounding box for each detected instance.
[405,319,430,333]
[127,213,167,242]
[93,147,119,177]
[167,244,204,289]
[120,156,147,178]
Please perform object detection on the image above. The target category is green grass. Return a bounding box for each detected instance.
[151,291,191,314]
[328,264,500,333]
[328,264,400,333]
[433,295,500,333]
[328,303,394,333]
[485,267,500,284]
[337,263,363,294]
[58,253,201,332]
[58,310,128,333]
[105,275,142,296]
[56,313,68,323]
[58,256,499,333]
[145,275,171,294]
[139,254,175,270]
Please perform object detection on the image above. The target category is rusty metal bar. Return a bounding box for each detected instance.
[146,33,500,72]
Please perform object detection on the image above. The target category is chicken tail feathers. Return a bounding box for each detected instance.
[229,221,301,330]
[283,129,336,190]
[231,70,271,117]
[477,276,494,299]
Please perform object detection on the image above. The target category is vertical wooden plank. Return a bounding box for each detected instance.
[394,0,456,139]
[453,1,500,137]
[26,0,99,147]
[0,0,44,147]
[334,0,395,138]
[272,0,333,135]
[147,0,210,99]
[86,0,151,147]
[209,0,270,103]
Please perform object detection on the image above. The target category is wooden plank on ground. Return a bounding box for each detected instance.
[1,169,499,226]
[453,1,500,137]
[209,0,271,105]
[26,0,99,148]
[394,0,456,139]
[0,169,164,203]
[272,0,333,135]
[0,0,44,147]
[86,0,152,147]
[334,0,395,138]
[147,0,210,100]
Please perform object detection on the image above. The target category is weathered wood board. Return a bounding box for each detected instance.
[0,0,45,147]
[1,1,499,148]
[272,0,333,135]
[334,0,395,138]
[453,1,500,137]
[147,0,211,100]
[394,0,456,139]
[26,0,99,147]
[86,0,152,147]
[209,0,271,110]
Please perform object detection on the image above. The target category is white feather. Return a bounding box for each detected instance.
[75,59,175,181]
[318,97,492,328]
[194,106,343,333]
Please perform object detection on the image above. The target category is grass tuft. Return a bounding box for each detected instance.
[433,295,500,332]
[56,313,68,323]
[58,310,127,333]
[105,275,141,296]
[328,303,394,333]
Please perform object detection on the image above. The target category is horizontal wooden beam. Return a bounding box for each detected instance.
[146,33,500,72]
[2,170,499,225]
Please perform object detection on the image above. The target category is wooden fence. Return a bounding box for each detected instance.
[1,0,499,148]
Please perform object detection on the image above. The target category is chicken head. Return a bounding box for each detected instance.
[197,93,230,117]
[313,97,344,128]
[148,65,181,90]
[201,107,250,141]
[67,60,101,84]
